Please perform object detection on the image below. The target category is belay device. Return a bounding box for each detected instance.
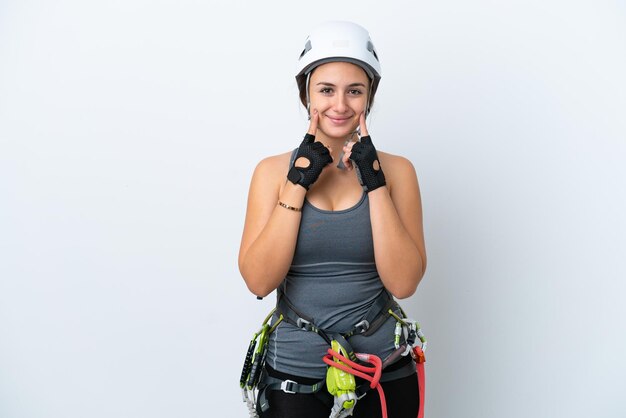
[239,293,427,418]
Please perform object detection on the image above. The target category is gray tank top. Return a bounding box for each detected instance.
[265,150,414,379]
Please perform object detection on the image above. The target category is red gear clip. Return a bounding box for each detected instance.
[413,346,426,364]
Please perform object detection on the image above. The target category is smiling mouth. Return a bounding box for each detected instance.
[326,115,353,124]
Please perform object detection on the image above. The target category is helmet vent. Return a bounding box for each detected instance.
[299,40,312,59]
[367,41,379,61]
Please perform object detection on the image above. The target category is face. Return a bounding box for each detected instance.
[308,61,370,140]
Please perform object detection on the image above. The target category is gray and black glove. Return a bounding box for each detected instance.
[287,133,333,190]
[349,135,386,192]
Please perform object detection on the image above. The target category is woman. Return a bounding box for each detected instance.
[239,21,427,418]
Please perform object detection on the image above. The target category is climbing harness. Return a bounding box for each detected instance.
[239,291,427,418]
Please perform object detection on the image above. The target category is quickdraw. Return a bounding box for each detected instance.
[239,309,282,418]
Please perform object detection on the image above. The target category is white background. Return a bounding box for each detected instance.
[1,1,625,417]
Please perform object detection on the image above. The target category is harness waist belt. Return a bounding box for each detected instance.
[276,289,398,343]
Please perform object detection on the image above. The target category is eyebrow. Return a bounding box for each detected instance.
[316,82,367,88]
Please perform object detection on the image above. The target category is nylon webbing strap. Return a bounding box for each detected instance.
[257,375,325,412]
[330,334,357,362]
[347,290,398,338]
[276,291,332,344]
[276,289,397,341]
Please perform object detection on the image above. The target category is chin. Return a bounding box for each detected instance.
[320,124,358,140]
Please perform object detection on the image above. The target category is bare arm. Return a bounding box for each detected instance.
[368,157,427,299]
[238,158,306,297]
[238,110,331,297]
[342,114,427,299]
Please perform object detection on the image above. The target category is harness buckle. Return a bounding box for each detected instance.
[354,319,370,334]
[280,379,297,394]
[296,317,313,331]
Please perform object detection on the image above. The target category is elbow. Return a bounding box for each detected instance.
[385,268,425,300]
[243,272,275,298]
[389,279,419,299]
[379,251,426,299]
[239,260,280,298]
[245,281,275,299]
[398,252,427,298]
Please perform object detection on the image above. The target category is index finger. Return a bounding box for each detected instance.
[307,109,319,136]
[358,112,369,138]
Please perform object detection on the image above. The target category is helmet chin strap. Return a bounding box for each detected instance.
[306,72,312,120]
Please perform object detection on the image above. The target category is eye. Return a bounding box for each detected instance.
[320,87,333,94]
[348,89,364,95]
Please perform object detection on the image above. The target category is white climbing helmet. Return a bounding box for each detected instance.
[295,21,382,81]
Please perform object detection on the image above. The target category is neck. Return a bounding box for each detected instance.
[316,129,359,146]
[315,129,359,161]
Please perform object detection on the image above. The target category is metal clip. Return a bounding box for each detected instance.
[354,319,370,334]
[281,379,297,394]
[296,317,313,331]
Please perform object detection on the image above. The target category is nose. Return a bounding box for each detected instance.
[332,94,348,113]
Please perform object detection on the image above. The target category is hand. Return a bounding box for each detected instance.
[344,113,386,192]
[286,110,333,190]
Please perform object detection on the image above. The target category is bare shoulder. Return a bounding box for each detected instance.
[377,151,422,213]
[254,151,293,177]
[249,150,293,196]
[378,151,418,188]
[377,151,420,196]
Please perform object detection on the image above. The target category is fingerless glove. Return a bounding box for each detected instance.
[287,133,333,190]
[349,135,386,192]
